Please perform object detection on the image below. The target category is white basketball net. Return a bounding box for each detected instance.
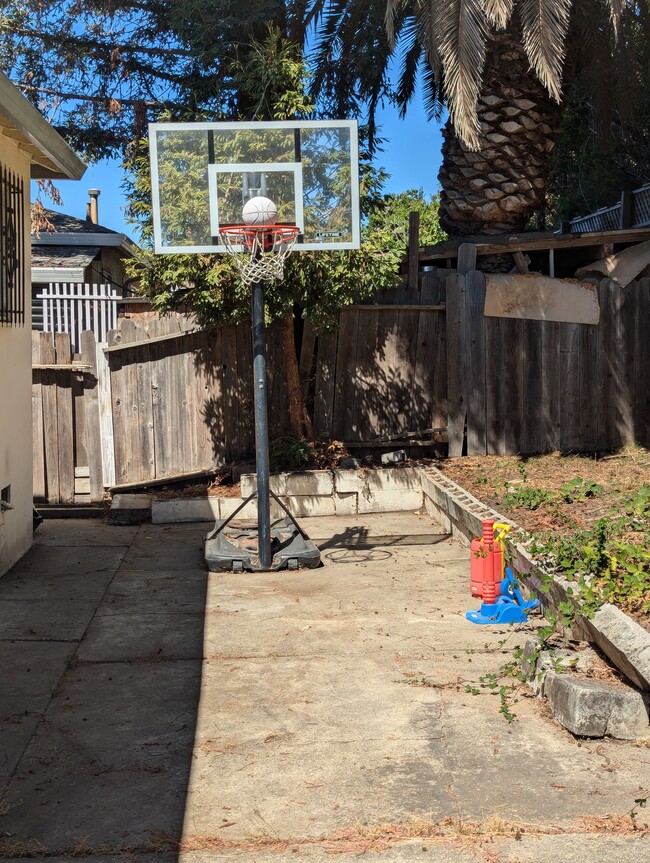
[220,226,300,286]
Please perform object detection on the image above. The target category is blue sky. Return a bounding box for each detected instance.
[38,96,444,241]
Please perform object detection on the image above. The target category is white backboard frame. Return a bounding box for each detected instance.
[149,119,361,255]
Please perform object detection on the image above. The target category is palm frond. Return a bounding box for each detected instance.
[395,17,424,110]
[606,0,625,41]
[518,0,572,103]
[385,0,401,48]
[484,0,515,29]
[414,0,442,84]
[433,0,488,148]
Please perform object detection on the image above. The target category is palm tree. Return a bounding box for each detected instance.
[308,1,648,236]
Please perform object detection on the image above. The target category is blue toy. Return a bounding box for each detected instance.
[466,567,540,625]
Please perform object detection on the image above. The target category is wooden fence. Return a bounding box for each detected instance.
[32,270,650,503]
[445,272,650,456]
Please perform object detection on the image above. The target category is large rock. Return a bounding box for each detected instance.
[544,674,649,739]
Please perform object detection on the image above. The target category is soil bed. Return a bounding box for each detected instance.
[437,447,650,626]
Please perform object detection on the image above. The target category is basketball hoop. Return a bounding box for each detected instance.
[219,225,300,286]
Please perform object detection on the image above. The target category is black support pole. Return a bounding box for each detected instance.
[251,279,272,569]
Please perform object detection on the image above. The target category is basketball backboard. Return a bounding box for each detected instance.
[149,120,360,254]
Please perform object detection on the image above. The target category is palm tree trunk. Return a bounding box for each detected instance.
[438,27,564,237]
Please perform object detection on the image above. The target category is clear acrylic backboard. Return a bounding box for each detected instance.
[149,120,361,254]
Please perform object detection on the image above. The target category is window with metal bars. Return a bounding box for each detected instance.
[0,165,25,326]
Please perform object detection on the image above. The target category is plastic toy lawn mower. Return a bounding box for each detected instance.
[466,520,539,625]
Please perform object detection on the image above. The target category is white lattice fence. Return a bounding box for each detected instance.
[37,283,119,351]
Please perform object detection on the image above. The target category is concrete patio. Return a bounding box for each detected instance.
[0,512,647,862]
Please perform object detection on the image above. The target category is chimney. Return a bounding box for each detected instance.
[87,189,100,225]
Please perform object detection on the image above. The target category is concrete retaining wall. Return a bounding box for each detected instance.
[152,466,425,525]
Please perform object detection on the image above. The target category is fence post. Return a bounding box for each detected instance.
[96,342,116,489]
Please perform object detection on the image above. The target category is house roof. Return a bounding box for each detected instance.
[0,71,86,180]
[32,246,101,269]
[31,246,101,284]
[32,209,137,256]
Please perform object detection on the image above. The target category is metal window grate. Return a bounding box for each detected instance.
[0,165,25,326]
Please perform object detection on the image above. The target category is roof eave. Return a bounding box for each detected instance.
[0,74,86,180]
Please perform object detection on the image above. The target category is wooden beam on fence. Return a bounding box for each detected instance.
[445,273,466,457]
[81,330,104,502]
[32,363,93,371]
[40,333,60,503]
[457,243,477,275]
[55,332,75,503]
[346,304,446,311]
[299,320,317,401]
[102,326,206,352]
[96,340,116,488]
[464,271,487,455]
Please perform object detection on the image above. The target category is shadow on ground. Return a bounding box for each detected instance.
[0,520,208,857]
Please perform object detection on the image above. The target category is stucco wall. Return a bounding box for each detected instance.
[0,132,33,575]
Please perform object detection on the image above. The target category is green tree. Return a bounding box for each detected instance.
[308,1,649,236]
[126,29,437,439]
[0,0,308,158]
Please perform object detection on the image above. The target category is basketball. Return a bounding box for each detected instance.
[242,196,278,226]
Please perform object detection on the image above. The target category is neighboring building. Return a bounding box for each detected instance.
[0,71,85,575]
[31,191,147,345]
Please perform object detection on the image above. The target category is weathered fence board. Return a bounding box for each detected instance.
[32,274,650,503]
[80,330,103,501]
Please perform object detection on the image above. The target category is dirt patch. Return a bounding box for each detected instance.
[437,447,650,625]
[439,448,650,535]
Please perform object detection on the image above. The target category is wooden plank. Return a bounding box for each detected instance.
[620,277,637,446]
[116,319,147,483]
[485,316,506,454]
[579,315,602,451]
[445,273,466,456]
[109,336,129,485]
[102,326,206,353]
[464,270,487,454]
[634,279,650,446]
[347,304,446,312]
[484,274,600,324]
[220,325,239,461]
[299,320,317,402]
[331,309,360,439]
[313,328,339,437]
[31,331,46,500]
[55,332,75,503]
[40,334,60,503]
[559,322,582,451]
[427,271,448,436]
[96,339,116,488]
[396,304,421,432]
[601,279,631,450]
[202,327,226,465]
[521,320,547,454]
[422,228,650,261]
[349,305,378,440]
[457,243,477,275]
[541,321,561,451]
[32,363,93,370]
[412,289,437,439]
[80,331,104,502]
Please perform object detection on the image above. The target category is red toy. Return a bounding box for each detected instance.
[470,520,511,598]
